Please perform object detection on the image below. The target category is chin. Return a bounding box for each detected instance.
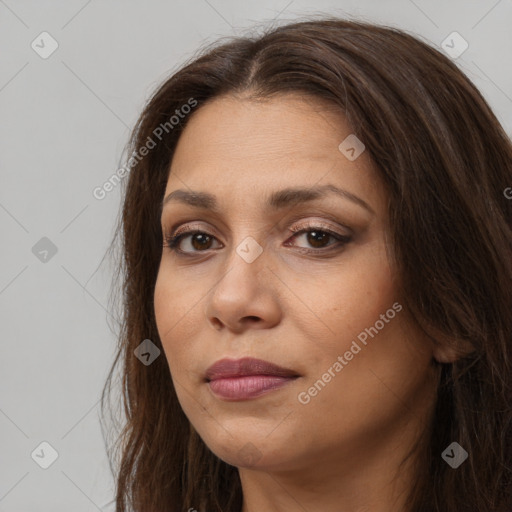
[197,423,301,470]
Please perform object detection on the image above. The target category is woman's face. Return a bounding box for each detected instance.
[154,93,438,474]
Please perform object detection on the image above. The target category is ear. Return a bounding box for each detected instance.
[432,338,476,363]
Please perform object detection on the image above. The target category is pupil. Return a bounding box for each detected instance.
[192,233,211,250]
[308,231,328,248]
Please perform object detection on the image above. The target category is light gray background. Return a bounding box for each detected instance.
[1,0,511,510]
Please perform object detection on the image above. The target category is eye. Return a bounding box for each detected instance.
[163,223,352,256]
[285,223,351,253]
[164,229,221,254]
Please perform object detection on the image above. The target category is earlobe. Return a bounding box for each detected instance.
[432,345,459,363]
[432,339,476,363]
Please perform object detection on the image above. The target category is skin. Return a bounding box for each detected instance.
[154,93,454,512]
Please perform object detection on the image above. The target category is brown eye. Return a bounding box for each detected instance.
[286,226,351,252]
[164,230,220,253]
[189,233,214,250]
[304,230,331,248]
[164,225,351,256]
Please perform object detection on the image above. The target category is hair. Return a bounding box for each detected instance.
[100,15,512,512]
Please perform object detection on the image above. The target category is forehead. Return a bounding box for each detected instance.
[171,93,353,168]
[164,93,383,211]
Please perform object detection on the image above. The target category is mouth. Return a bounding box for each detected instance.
[205,357,300,401]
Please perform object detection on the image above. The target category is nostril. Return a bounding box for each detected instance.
[211,318,223,330]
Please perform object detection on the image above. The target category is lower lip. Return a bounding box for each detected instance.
[208,375,297,401]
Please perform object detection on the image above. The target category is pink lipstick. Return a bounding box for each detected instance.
[205,357,299,401]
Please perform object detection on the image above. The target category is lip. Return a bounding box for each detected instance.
[205,357,299,401]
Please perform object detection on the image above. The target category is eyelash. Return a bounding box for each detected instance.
[163,223,352,256]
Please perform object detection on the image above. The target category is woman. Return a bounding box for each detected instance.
[101,17,512,512]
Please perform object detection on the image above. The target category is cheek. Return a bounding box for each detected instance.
[303,241,396,345]
[298,251,432,431]
[154,268,202,369]
[154,269,176,342]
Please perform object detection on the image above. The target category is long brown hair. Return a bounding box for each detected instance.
[100,16,512,512]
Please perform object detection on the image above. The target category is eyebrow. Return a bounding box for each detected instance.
[160,184,374,215]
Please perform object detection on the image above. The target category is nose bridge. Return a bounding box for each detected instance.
[222,206,269,268]
[219,232,268,294]
[204,230,279,330]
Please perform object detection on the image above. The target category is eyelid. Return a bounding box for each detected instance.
[170,222,215,239]
[283,212,354,235]
[165,218,350,241]
[287,219,352,236]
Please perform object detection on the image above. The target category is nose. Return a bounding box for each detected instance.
[203,240,282,333]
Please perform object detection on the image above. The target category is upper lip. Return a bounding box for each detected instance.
[205,357,299,381]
